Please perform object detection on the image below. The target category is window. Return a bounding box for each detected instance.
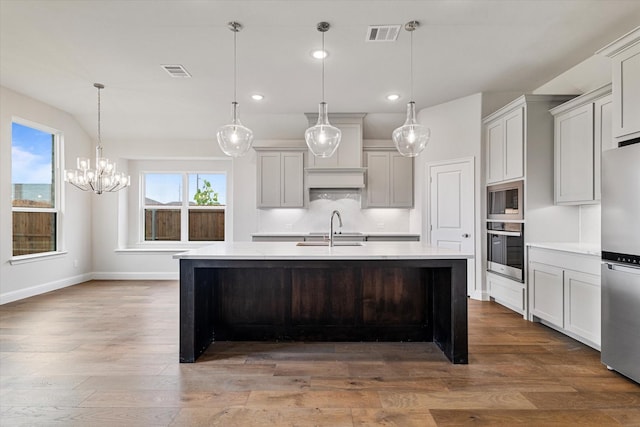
[143,173,226,242]
[11,121,60,256]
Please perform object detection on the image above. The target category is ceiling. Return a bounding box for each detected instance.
[1,0,640,142]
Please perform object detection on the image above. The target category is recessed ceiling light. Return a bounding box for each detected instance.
[312,50,328,59]
[251,94,264,101]
[386,94,400,101]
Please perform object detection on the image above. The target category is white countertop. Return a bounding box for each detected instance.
[527,242,601,256]
[174,241,472,260]
[251,232,421,237]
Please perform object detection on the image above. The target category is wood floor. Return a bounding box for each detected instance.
[1,280,639,426]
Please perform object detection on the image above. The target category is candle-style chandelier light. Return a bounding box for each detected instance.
[65,83,130,194]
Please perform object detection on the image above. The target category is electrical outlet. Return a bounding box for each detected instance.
[284,223,293,231]
[377,222,385,230]
[73,259,79,268]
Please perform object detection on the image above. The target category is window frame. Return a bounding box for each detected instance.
[10,118,64,260]
[140,171,227,244]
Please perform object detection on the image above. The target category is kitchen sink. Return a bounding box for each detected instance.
[308,232,364,236]
[296,241,363,247]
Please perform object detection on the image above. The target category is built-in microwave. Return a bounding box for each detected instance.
[487,180,523,221]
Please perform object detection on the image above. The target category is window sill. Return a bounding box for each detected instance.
[10,251,68,265]
[115,244,218,254]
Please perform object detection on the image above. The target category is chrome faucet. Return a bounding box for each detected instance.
[329,210,342,247]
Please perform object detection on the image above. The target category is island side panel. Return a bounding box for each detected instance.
[431,259,468,364]
[180,259,216,363]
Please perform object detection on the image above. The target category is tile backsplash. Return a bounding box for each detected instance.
[579,204,601,245]
[257,190,411,233]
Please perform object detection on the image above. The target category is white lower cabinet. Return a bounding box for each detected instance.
[529,262,564,327]
[528,246,601,349]
[563,269,601,345]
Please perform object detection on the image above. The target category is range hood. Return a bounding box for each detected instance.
[305,167,366,188]
[304,112,367,189]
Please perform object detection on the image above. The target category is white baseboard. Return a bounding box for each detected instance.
[469,290,489,301]
[0,273,93,305]
[91,272,179,281]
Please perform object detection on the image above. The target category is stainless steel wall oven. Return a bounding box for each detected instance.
[487,221,524,282]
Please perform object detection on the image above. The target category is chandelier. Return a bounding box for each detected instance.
[392,21,431,157]
[65,83,130,194]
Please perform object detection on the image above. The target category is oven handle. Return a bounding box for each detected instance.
[487,230,522,237]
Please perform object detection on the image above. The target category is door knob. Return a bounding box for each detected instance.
[462,233,470,238]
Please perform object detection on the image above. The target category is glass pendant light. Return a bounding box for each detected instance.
[64,83,130,194]
[305,22,341,158]
[217,21,254,157]
[392,21,431,157]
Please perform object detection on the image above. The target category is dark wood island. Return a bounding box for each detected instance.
[175,242,471,364]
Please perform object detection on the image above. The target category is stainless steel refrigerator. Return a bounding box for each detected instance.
[601,141,640,384]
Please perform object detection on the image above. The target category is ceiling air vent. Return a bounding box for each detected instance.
[161,64,191,78]
[366,25,401,42]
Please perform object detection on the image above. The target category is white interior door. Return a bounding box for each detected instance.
[429,158,475,296]
[429,159,474,253]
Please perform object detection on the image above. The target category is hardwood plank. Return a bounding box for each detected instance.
[78,390,250,408]
[379,391,537,409]
[0,406,179,426]
[351,408,437,426]
[429,409,621,425]
[170,407,353,427]
[246,390,381,408]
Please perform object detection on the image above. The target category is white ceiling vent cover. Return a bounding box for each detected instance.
[366,25,401,42]
[161,64,192,78]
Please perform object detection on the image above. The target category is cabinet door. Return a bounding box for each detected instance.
[611,42,640,141]
[564,270,601,346]
[486,120,504,184]
[280,152,304,207]
[529,262,564,328]
[257,152,281,207]
[308,123,362,168]
[594,95,613,201]
[554,104,595,204]
[503,107,524,181]
[365,152,390,207]
[389,153,413,207]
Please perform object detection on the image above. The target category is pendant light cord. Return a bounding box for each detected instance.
[233,27,237,104]
[410,28,414,102]
[321,30,325,103]
[97,85,102,148]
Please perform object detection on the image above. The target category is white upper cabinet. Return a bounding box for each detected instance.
[550,84,612,205]
[305,113,365,169]
[485,105,524,184]
[256,148,305,208]
[598,26,640,144]
[363,150,413,208]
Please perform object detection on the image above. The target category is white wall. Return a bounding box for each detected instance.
[0,86,93,303]
[415,93,485,299]
[533,53,611,246]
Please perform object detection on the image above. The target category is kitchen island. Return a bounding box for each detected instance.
[174,242,472,364]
